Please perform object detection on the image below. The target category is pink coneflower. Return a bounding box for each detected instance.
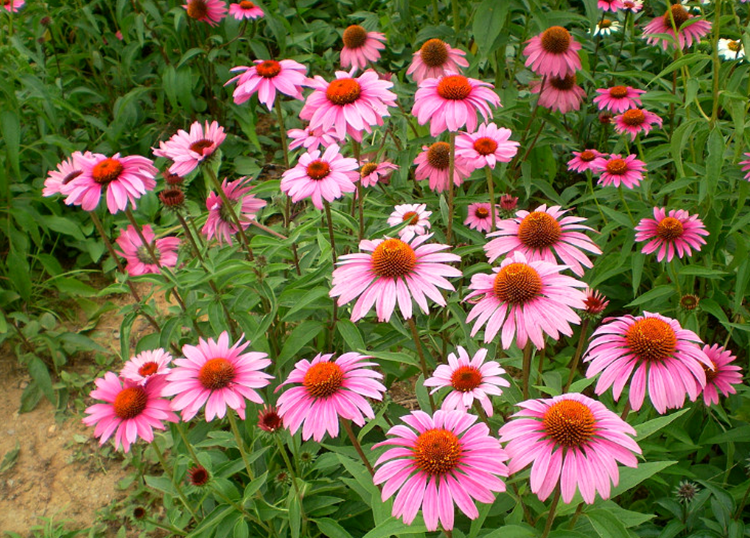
[413,142,473,193]
[163,332,273,421]
[62,153,157,214]
[465,251,587,348]
[153,121,226,177]
[599,0,624,11]
[257,405,283,432]
[424,347,509,416]
[739,153,750,181]
[226,59,307,110]
[280,144,358,209]
[43,151,90,197]
[412,74,500,137]
[582,287,609,318]
[584,312,712,413]
[407,39,469,84]
[530,75,585,114]
[622,0,644,12]
[613,108,663,140]
[330,234,461,322]
[455,123,519,169]
[484,204,602,276]
[121,349,173,385]
[115,225,180,276]
[276,352,386,441]
[228,0,263,20]
[360,160,398,188]
[300,69,397,142]
[567,149,605,173]
[387,203,432,241]
[203,177,266,244]
[465,203,501,233]
[2,0,24,12]
[500,194,518,214]
[340,25,386,71]
[288,126,341,152]
[643,4,712,50]
[499,393,641,503]
[83,373,178,452]
[373,409,508,531]
[634,207,708,262]
[183,0,227,26]
[593,86,646,113]
[700,344,743,406]
[523,26,582,78]
[593,153,646,188]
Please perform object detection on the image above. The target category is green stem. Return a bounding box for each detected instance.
[353,141,364,240]
[522,342,533,400]
[140,516,188,535]
[540,488,561,538]
[407,317,436,411]
[274,435,308,534]
[227,411,254,481]
[586,172,608,225]
[710,0,723,126]
[175,422,201,466]
[205,165,255,261]
[485,166,497,231]
[211,485,272,534]
[563,318,590,393]
[151,440,200,521]
[451,0,459,35]
[620,400,631,421]
[342,419,376,476]
[447,132,456,244]
[567,502,584,529]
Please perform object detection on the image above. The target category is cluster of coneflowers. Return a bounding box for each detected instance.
[39,0,750,534]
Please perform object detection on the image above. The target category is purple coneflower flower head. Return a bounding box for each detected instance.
[153,121,226,177]
[183,0,227,26]
[593,86,645,113]
[203,176,266,244]
[455,123,519,169]
[83,373,178,452]
[280,144,358,209]
[360,160,398,188]
[740,153,750,181]
[582,287,609,318]
[330,234,462,322]
[287,125,342,152]
[257,405,283,433]
[121,349,173,385]
[622,0,644,12]
[584,312,712,413]
[340,25,386,71]
[387,203,432,241]
[523,26,582,78]
[373,409,508,531]
[484,204,602,276]
[414,142,473,193]
[499,393,641,504]
[163,332,273,421]
[613,108,663,140]
[598,0,624,11]
[61,153,157,214]
[43,151,91,197]
[300,69,397,142]
[2,0,24,11]
[228,0,263,20]
[226,59,307,110]
[531,75,586,114]
[407,39,469,84]
[634,207,708,262]
[276,352,385,441]
[567,149,606,173]
[465,251,587,348]
[424,347,509,416]
[593,153,646,188]
[412,74,501,137]
[699,344,743,406]
[643,4,712,50]
[115,225,180,276]
[465,203,501,233]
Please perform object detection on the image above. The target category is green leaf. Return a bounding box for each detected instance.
[611,461,677,497]
[242,471,268,505]
[734,260,749,313]
[276,321,326,368]
[28,356,55,404]
[704,128,724,203]
[19,380,42,413]
[361,517,429,538]
[282,287,331,321]
[0,109,21,179]
[0,441,20,474]
[625,285,675,308]
[703,425,750,444]
[289,494,301,538]
[316,518,354,538]
[586,509,630,538]
[7,250,31,302]
[650,53,711,82]
[337,320,366,351]
[635,408,689,441]
[472,0,509,56]
[480,524,537,538]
